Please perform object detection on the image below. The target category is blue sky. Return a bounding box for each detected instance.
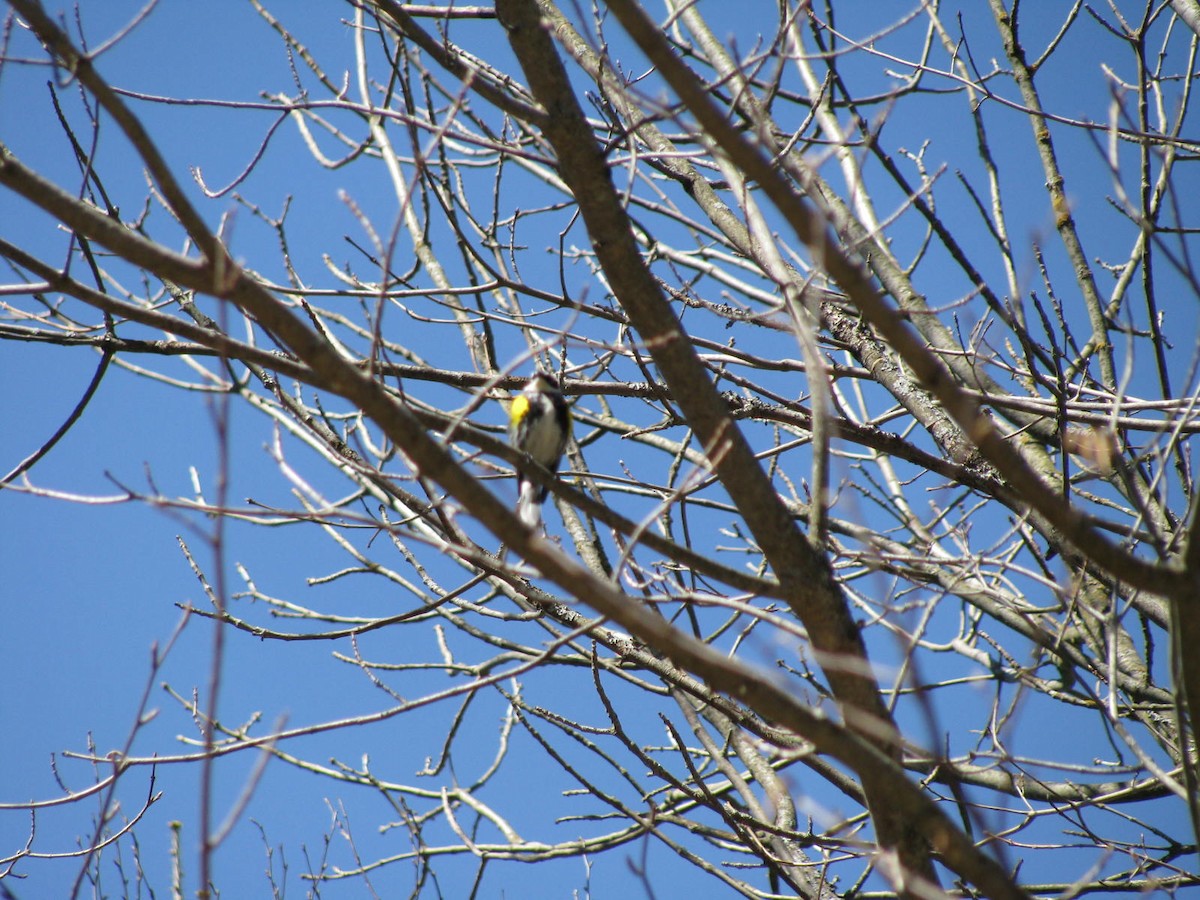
[3,1,1197,897]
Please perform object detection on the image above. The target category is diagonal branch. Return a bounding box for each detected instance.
[599,0,1187,603]
[493,0,936,885]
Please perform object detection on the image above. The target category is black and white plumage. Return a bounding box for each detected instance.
[508,372,571,526]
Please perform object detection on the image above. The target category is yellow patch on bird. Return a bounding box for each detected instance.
[511,395,531,420]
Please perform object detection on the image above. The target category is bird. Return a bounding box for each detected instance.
[508,372,571,526]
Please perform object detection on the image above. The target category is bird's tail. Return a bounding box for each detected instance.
[517,478,543,527]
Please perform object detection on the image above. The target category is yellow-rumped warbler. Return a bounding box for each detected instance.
[508,372,571,526]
